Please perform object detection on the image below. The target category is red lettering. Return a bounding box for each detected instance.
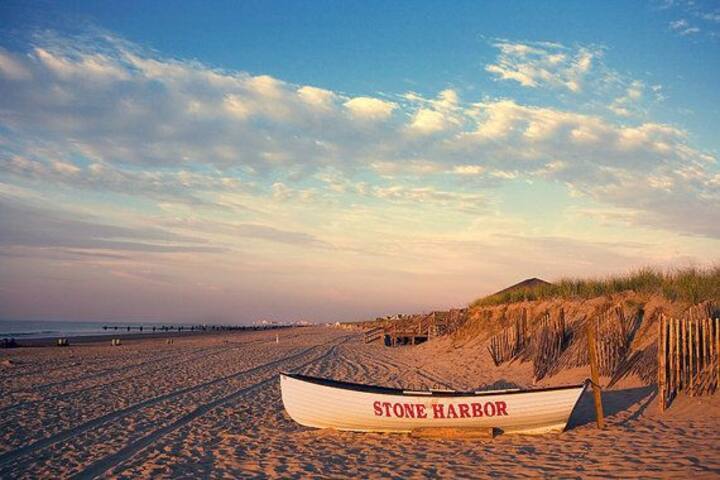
[403,404,416,418]
[432,404,445,418]
[484,402,496,417]
[393,403,404,418]
[495,401,508,416]
[471,402,483,417]
[373,401,383,416]
[446,404,458,419]
[458,404,470,418]
[382,402,392,417]
[416,404,428,419]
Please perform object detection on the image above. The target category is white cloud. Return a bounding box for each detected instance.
[297,85,336,110]
[669,19,701,35]
[409,108,448,134]
[486,41,600,92]
[452,165,485,175]
[0,32,717,239]
[343,96,397,120]
[406,89,462,134]
[34,47,130,81]
[609,80,645,117]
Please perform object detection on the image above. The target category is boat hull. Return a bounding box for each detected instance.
[280,373,587,435]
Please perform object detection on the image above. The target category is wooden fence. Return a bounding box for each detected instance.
[487,309,568,380]
[588,306,633,377]
[488,309,528,366]
[658,306,720,411]
[531,311,568,380]
[488,305,643,382]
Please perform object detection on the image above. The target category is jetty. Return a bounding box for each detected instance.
[101,324,292,333]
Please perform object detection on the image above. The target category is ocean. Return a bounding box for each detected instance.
[0,320,188,340]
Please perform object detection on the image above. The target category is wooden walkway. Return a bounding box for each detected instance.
[363,308,468,346]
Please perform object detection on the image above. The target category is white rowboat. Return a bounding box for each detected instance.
[280,373,588,435]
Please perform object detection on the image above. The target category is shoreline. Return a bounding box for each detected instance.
[1,325,296,348]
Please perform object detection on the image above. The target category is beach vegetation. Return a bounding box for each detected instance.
[472,265,720,307]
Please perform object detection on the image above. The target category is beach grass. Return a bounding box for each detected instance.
[472,265,720,307]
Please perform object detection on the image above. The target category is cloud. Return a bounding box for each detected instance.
[0,153,244,206]
[0,31,717,241]
[452,165,486,175]
[161,216,330,248]
[368,185,488,214]
[343,96,397,120]
[669,19,701,35]
[660,1,719,38]
[0,196,224,253]
[297,85,337,110]
[609,80,645,117]
[0,49,31,80]
[406,89,462,134]
[486,41,599,92]
[451,100,719,235]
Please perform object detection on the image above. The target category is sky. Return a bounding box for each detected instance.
[0,1,718,324]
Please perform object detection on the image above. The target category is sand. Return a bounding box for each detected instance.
[1,326,719,479]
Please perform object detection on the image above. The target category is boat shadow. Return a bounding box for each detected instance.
[566,385,655,430]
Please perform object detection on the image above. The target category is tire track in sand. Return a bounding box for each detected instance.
[0,334,355,476]
[69,336,355,479]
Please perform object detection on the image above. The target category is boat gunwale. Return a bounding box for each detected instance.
[281,372,589,398]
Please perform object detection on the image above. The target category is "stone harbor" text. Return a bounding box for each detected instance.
[372,400,509,419]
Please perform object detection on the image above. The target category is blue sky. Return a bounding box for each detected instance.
[0,1,718,323]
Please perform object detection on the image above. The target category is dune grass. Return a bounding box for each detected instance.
[472,266,720,307]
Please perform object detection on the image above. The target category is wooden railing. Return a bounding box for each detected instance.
[364,327,384,344]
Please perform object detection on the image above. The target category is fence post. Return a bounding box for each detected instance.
[716,318,719,387]
[704,316,710,369]
[658,315,666,412]
[587,320,604,429]
[674,318,681,393]
[689,318,695,396]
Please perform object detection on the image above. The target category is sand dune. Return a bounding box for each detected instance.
[1,327,719,478]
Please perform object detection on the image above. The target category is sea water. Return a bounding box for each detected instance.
[0,319,176,339]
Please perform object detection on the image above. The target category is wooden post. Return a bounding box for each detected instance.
[704,316,710,368]
[586,320,604,429]
[667,317,673,399]
[696,317,702,373]
[689,318,695,396]
[674,318,681,393]
[658,315,666,412]
[683,319,688,391]
[716,318,719,387]
[711,316,715,365]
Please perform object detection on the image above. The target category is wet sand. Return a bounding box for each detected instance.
[1,327,718,478]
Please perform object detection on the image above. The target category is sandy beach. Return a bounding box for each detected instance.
[0,326,718,479]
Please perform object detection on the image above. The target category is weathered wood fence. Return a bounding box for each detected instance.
[588,306,632,377]
[487,309,568,380]
[658,306,720,411]
[488,309,528,366]
[488,305,640,382]
[531,311,568,380]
